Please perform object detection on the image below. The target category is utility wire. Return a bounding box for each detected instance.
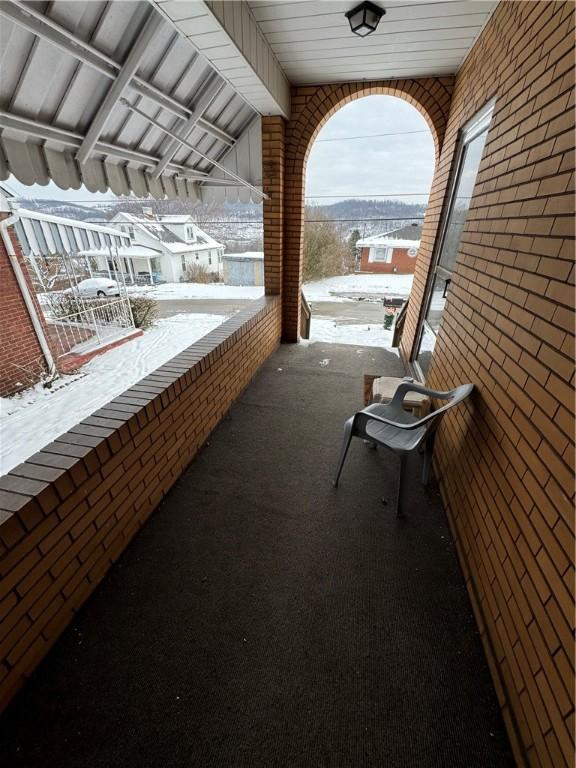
[305,193,429,198]
[315,130,429,142]
[15,193,429,201]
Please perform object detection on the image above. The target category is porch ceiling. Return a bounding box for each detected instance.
[248,0,497,84]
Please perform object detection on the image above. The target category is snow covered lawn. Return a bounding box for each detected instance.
[0,313,226,475]
[304,273,413,302]
[128,283,264,300]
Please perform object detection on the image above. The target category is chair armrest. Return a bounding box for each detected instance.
[357,408,432,431]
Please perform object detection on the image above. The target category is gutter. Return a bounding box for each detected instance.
[0,201,57,379]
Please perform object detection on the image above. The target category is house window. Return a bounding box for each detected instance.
[373,247,392,263]
[181,255,187,271]
[415,100,494,378]
[208,256,212,265]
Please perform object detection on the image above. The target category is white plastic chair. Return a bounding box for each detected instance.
[334,381,474,515]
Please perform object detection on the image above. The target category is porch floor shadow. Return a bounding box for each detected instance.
[0,342,514,768]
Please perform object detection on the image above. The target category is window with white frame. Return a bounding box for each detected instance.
[372,246,392,263]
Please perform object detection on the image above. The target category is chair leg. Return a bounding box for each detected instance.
[422,433,436,486]
[397,453,409,517]
[334,418,354,487]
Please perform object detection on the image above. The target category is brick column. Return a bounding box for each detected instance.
[0,214,49,396]
[282,164,304,343]
[261,116,285,298]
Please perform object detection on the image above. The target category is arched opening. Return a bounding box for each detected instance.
[302,94,435,347]
[279,79,452,346]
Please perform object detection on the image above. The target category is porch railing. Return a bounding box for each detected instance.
[300,290,311,339]
[46,297,135,358]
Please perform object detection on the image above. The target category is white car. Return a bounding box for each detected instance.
[65,278,120,298]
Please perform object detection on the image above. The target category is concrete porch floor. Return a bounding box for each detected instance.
[0,342,513,767]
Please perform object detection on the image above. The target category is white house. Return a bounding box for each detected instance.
[108,210,224,283]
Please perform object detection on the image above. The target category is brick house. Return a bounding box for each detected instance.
[356,223,422,274]
[0,3,573,767]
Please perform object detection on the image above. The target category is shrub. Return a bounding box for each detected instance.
[303,209,354,282]
[45,293,158,331]
[45,293,85,319]
[183,263,222,283]
[128,295,158,330]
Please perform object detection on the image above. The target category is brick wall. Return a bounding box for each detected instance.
[0,296,282,711]
[283,78,453,342]
[359,246,417,274]
[402,2,574,766]
[0,216,49,396]
[262,116,284,298]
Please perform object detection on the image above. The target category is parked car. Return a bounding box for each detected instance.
[64,278,120,298]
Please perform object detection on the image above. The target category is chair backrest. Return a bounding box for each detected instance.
[388,381,474,436]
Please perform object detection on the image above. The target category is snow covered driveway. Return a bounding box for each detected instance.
[1,313,226,475]
[129,273,412,304]
[304,273,413,302]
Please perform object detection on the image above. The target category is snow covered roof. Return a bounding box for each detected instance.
[223,251,264,261]
[110,211,221,254]
[357,224,422,249]
[155,215,192,224]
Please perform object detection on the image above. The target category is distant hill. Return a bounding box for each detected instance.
[16,198,110,222]
[319,198,425,221]
[14,197,425,241]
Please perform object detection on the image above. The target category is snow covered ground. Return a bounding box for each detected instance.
[1,273,413,474]
[309,318,395,348]
[128,273,412,303]
[304,273,413,302]
[310,315,392,347]
[128,283,263,300]
[0,313,226,475]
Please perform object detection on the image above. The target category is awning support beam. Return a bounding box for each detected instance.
[0,111,240,186]
[76,10,163,165]
[152,75,225,180]
[1,0,235,147]
[120,99,268,200]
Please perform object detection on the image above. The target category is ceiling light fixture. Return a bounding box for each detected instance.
[345,1,385,37]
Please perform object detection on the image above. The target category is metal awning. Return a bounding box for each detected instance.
[0,0,263,201]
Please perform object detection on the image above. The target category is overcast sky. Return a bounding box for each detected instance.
[305,95,435,205]
[7,96,435,206]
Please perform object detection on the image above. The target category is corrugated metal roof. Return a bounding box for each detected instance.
[0,0,262,201]
[13,207,130,256]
